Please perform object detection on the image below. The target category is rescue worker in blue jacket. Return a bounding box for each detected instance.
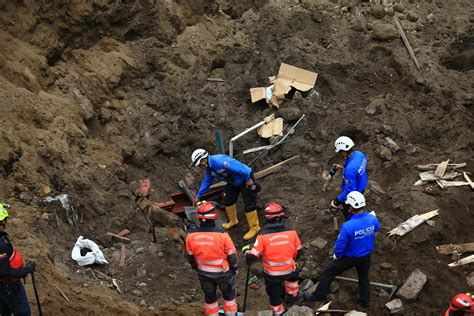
[330,136,368,220]
[301,191,380,309]
[0,203,36,316]
[191,149,261,240]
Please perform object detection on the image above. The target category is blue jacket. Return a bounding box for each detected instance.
[196,154,253,199]
[337,151,368,203]
[334,212,380,258]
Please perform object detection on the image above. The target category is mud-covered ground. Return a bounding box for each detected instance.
[0,0,473,315]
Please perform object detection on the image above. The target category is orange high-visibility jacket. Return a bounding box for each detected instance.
[249,226,302,276]
[186,227,237,274]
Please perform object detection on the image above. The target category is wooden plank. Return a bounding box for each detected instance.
[437,180,470,188]
[434,159,449,178]
[394,18,421,70]
[416,163,466,171]
[463,172,474,190]
[388,209,439,237]
[107,232,131,244]
[210,155,301,189]
[207,77,225,82]
[436,242,474,255]
[419,171,459,182]
[448,254,474,267]
[119,243,126,268]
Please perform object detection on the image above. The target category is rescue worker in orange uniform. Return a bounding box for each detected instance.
[0,203,36,316]
[243,202,302,315]
[186,201,239,316]
[445,293,474,316]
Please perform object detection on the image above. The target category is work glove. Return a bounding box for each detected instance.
[25,261,36,273]
[193,198,201,206]
[330,199,341,210]
[241,244,251,256]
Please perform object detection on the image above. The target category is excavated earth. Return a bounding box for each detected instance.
[0,0,473,315]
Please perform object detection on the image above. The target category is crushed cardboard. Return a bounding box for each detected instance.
[250,63,318,108]
[257,114,283,138]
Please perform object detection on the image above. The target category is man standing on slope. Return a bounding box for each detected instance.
[191,149,261,240]
[330,136,368,220]
[300,192,380,309]
[186,201,239,315]
[243,202,302,315]
[0,203,36,316]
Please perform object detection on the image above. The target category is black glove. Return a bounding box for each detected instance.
[25,261,36,273]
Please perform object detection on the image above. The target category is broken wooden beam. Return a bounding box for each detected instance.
[415,162,466,171]
[419,171,460,182]
[394,17,420,70]
[119,243,126,268]
[436,180,470,189]
[54,284,70,302]
[463,172,474,190]
[437,242,474,255]
[449,254,474,267]
[388,209,439,237]
[107,232,131,244]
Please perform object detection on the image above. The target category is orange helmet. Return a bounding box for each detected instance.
[196,201,219,220]
[451,293,473,311]
[264,202,287,220]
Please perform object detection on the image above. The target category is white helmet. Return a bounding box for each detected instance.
[345,191,366,209]
[335,136,354,153]
[191,149,208,167]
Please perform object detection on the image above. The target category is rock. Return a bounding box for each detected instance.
[425,220,436,227]
[300,279,318,296]
[405,143,417,155]
[37,185,52,197]
[136,269,147,278]
[393,3,405,13]
[386,298,403,313]
[168,273,177,280]
[136,247,145,254]
[406,10,418,22]
[381,262,394,269]
[372,23,399,41]
[365,98,384,116]
[424,186,441,196]
[375,145,392,161]
[15,183,28,192]
[345,311,367,316]
[132,289,143,297]
[427,13,434,20]
[384,137,401,153]
[386,7,395,17]
[285,305,314,316]
[310,237,328,250]
[467,272,474,289]
[342,0,359,7]
[84,268,96,279]
[277,107,303,121]
[369,180,386,196]
[140,299,147,306]
[370,5,386,19]
[397,268,427,300]
[330,281,340,293]
[40,213,49,220]
[337,289,352,304]
[138,282,147,287]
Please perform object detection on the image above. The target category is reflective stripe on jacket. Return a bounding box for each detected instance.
[186,228,237,274]
[250,226,301,276]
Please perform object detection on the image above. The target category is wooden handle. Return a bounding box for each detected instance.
[333,216,338,231]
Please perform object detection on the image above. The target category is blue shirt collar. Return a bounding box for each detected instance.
[349,212,368,219]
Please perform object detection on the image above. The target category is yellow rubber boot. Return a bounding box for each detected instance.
[222,204,239,229]
[243,210,260,240]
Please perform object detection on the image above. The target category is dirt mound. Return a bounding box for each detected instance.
[0,0,473,314]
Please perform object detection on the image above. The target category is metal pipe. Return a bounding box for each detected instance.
[229,120,267,157]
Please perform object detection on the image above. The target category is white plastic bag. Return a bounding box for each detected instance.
[71,236,108,266]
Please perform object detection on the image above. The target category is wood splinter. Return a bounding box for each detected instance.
[394,17,421,71]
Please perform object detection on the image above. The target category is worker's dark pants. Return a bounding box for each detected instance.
[311,254,371,307]
[198,272,236,304]
[264,270,299,307]
[223,174,258,212]
[0,281,31,316]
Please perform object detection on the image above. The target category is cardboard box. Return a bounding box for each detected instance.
[250,63,318,108]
